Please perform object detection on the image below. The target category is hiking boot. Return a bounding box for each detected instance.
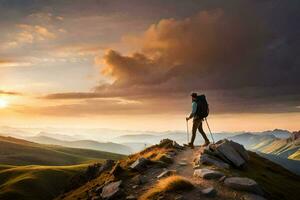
[188,142,194,149]
[201,141,210,147]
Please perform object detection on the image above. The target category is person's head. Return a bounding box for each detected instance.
[190,92,197,101]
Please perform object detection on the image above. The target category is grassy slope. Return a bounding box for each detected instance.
[235,151,300,200]
[0,164,87,200]
[59,142,300,200]
[0,136,126,200]
[0,136,123,166]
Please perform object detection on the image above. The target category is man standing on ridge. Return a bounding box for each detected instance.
[186,92,210,149]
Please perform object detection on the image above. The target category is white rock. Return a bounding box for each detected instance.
[193,168,224,179]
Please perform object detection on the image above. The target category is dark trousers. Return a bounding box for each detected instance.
[190,118,209,144]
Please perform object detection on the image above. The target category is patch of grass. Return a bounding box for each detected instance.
[140,175,194,200]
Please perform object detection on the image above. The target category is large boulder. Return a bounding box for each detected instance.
[216,140,246,167]
[194,168,224,179]
[224,177,264,195]
[130,158,149,171]
[101,180,122,199]
[199,154,230,169]
[229,141,249,161]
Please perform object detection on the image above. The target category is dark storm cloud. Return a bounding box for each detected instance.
[42,1,300,114]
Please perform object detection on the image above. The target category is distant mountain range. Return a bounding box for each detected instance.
[226,130,300,175]
[26,134,133,155]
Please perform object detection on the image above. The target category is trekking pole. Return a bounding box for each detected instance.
[205,118,215,144]
[186,120,189,144]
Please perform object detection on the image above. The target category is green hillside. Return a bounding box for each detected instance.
[0,164,88,200]
[0,136,125,200]
[0,136,124,166]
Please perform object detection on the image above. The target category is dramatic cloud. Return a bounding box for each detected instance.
[2,0,298,118]
[44,3,300,115]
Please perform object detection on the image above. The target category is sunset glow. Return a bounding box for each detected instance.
[0,1,298,132]
[0,99,8,109]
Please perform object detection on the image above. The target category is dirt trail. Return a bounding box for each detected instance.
[134,146,246,200]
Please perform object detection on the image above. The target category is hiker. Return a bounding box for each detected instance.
[186,92,210,148]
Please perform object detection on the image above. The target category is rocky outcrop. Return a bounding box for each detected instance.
[216,141,246,167]
[199,154,230,169]
[159,139,184,150]
[197,139,249,168]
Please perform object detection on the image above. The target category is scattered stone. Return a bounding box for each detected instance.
[157,170,176,179]
[110,161,124,176]
[158,154,173,164]
[101,180,122,199]
[167,151,177,157]
[173,141,184,150]
[193,168,224,179]
[199,154,230,169]
[218,176,226,183]
[132,185,138,189]
[154,161,169,168]
[94,185,103,194]
[130,158,149,171]
[126,195,137,200]
[242,194,267,200]
[224,177,264,195]
[229,140,249,161]
[132,175,147,185]
[193,165,201,169]
[99,160,115,173]
[178,161,188,166]
[216,140,246,167]
[174,194,184,200]
[201,187,217,197]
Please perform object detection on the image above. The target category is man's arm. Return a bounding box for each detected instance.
[186,102,197,120]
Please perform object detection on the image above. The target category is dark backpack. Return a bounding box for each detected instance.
[195,95,209,118]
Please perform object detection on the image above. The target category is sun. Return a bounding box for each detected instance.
[0,98,8,108]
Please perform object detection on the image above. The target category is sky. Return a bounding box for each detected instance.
[0,0,299,132]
